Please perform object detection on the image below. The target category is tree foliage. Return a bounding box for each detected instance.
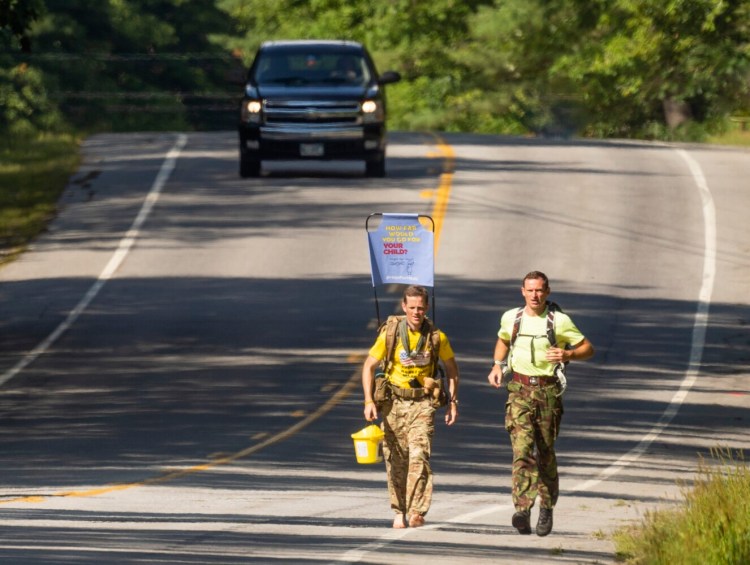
[552,0,750,136]
[0,0,56,136]
[460,0,750,137]
[1,0,749,138]
[0,0,44,51]
[4,0,241,132]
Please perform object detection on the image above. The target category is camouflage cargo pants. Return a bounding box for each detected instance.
[382,397,435,516]
[505,380,564,511]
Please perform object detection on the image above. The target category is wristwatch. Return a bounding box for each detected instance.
[493,359,504,366]
[450,398,459,405]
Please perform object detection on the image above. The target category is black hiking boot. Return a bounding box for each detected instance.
[536,507,553,537]
[512,510,532,535]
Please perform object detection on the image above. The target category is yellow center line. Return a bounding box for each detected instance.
[428,133,455,255]
[2,373,361,505]
[2,134,456,506]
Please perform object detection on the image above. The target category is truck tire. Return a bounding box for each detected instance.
[240,153,261,178]
[365,153,386,177]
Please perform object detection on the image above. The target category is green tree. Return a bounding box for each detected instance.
[216,0,368,61]
[0,0,60,137]
[5,0,747,138]
[23,0,240,131]
[557,0,750,136]
[456,0,593,135]
[0,0,44,51]
[461,0,750,138]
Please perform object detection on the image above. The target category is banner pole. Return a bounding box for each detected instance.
[373,286,382,327]
[431,287,436,324]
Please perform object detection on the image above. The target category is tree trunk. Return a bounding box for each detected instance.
[663,98,692,129]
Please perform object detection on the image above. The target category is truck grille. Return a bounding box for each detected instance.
[263,100,361,125]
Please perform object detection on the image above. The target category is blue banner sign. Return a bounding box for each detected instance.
[367,213,434,287]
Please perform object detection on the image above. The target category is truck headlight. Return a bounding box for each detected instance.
[241,100,262,123]
[361,99,383,123]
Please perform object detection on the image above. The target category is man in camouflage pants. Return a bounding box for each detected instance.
[362,285,460,528]
[488,271,594,536]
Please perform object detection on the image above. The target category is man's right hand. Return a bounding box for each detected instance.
[488,366,504,388]
[364,402,378,421]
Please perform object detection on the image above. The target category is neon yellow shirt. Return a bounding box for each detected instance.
[498,306,585,376]
[369,326,455,388]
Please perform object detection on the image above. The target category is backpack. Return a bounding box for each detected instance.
[373,315,448,407]
[380,315,440,376]
[509,301,568,395]
[510,301,561,349]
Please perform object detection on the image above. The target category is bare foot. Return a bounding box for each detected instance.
[408,514,425,528]
[392,514,407,529]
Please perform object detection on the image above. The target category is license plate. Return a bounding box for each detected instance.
[300,143,324,157]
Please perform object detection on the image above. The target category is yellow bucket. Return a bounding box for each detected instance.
[351,424,385,464]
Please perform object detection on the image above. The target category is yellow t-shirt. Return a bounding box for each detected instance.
[369,326,455,388]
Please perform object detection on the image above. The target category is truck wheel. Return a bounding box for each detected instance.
[365,154,386,177]
[240,153,261,178]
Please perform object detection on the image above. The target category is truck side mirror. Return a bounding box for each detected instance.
[378,71,401,85]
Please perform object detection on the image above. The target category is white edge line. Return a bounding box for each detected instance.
[334,146,717,563]
[0,133,188,387]
[571,148,716,491]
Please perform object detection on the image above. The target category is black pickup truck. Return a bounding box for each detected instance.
[238,40,401,177]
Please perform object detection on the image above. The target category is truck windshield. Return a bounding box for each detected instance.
[254,52,371,86]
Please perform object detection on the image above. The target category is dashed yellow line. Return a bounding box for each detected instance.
[1,134,455,506]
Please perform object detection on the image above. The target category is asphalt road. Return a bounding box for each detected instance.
[0,131,748,564]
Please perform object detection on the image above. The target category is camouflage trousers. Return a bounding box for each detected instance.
[504,380,564,511]
[382,397,435,516]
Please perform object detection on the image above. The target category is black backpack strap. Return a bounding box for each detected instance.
[427,318,441,378]
[510,307,524,347]
[506,307,524,371]
[545,301,570,383]
[510,303,560,366]
[546,301,559,347]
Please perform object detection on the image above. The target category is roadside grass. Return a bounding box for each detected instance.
[613,448,750,564]
[707,123,750,147]
[0,134,81,265]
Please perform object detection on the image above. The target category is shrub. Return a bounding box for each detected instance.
[0,63,67,141]
[614,448,750,565]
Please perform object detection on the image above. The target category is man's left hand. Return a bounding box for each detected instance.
[445,402,458,425]
[546,346,567,363]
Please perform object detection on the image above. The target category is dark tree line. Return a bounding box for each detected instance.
[2,0,749,139]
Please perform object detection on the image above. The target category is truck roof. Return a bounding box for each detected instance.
[259,40,364,52]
